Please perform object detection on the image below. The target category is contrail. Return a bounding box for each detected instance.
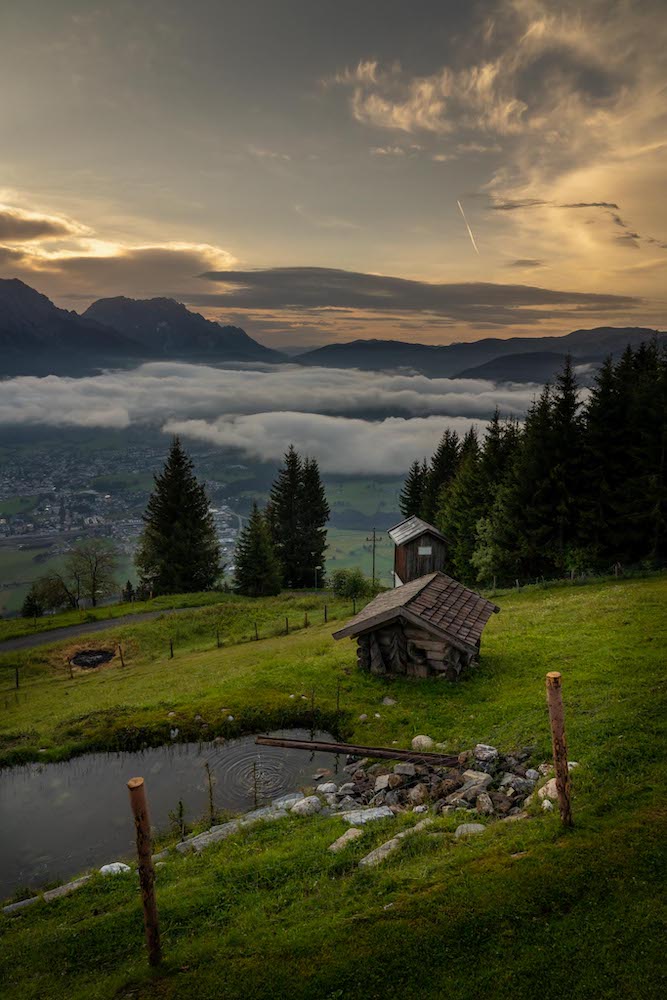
[457,199,480,255]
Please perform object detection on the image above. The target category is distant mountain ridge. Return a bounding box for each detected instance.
[0,280,283,375]
[295,327,666,379]
[83,296,283,363]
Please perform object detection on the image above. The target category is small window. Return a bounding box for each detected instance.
[418,545,432,556]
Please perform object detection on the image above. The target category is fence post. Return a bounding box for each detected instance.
[68,657,73,680]
[117,643,125,668]
[285,616,289,635]
[127,777,162,967]
[216,629,221,649]
[324,603,328,623]
[169,639,174,659]
[15,665,19,690]
[254,622,259,641]
[304,611,309,628]
[545,671,573,827]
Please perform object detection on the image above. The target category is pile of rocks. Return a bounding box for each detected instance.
[313,736,567,821]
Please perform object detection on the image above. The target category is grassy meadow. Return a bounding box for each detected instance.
[0,576,665,999]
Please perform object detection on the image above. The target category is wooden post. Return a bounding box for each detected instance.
[67,657,74,680]
[545,672,573,827]
[216,629,221,649]
[117,643,125,668]
[169,639,174,659]
[15,665,19,690]
[204,761,215,825]
[304,611,309,628]
[285,616,289,635]
[324,604,328,623]
[127,777,162,966]
[254,622,259,641]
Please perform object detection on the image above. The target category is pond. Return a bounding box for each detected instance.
[0,729,341,899]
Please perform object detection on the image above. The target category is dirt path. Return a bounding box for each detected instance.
[0,605,206,654]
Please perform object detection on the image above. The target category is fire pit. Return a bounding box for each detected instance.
[70,649,115,669]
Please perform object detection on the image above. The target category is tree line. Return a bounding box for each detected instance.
[399,342,667,585]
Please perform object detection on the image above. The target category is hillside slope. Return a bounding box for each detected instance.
[0,577,665,999]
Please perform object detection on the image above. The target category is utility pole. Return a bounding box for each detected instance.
[365,527,377,589]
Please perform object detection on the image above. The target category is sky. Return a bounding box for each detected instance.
[1,0,665,349]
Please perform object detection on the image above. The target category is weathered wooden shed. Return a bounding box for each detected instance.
[332,571,499,680]
[388,515,448,586]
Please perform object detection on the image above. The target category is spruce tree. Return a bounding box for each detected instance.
[268,445,306,588]
[301,457,330,588]
[422,429,460,522]
[436,429,485,582]
[233,503,282,597]
[550,355,584,568]
[399,459,428,517]
[136,437,221,595]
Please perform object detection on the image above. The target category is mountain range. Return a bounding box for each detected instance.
[0,277,664,380]
[0,279,283,375]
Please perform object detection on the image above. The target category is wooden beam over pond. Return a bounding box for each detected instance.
[255,735,462,766]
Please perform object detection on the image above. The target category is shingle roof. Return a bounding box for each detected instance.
[332,572,499,652]
[387,515,447,546]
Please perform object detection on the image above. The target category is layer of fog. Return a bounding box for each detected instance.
[0,361,540,473]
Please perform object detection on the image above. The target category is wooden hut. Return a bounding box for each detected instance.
[388,515,448,586]
[332,571,499,680]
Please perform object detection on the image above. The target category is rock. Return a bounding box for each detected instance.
[43,875,93,901]
[367,763,390,777]
[384,790,402,805]
[336,795,360,810]
[411,735,435,751]
[358,837,402,867]
[214,736,226,745]
[340,806,394,825]
[328,827,364,853]
[382,696,397,706]
[412,804,429,814]
[454,823,486,839]
[194,714,203,722]
[500,811,529,823]
[408,782,430,805]
[155,862,167,869]
[290,796,322,817]
[538,762,554,776]
[272,792,304,808]
[490,791,513,815]
[568,761,580,771]
[100,862,131,876]
[450,772,492,803]
[374,773,402,792]
[394,762,416,777]
[177,807,290,853]
[358,714,368,722]
[499,773,535,795]
[152,850,170,862]
[538,778,559,800]
[474,743,499,762]
[169,727,179,739]
[2,895,42,915]
[374,713,381,719]
[317,782,338,794]
[167,711,176,718]
[226,715,234,722]
[336,782,357,796]
[542,799,554,811]
[462,769,494,785]
[525,768,540,781]
[475,792,495,816]
[435,776,464,798]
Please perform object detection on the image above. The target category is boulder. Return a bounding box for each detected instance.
[273,792,304,809]
[454,823,486,839]
[374,773,402,792]
[474,743,499,762]
[475,792,495,816]
[337,782,357,796]
[316,782,338,794]
[382,696,397,706]
[99,862,131,876]
[394,762,417,777]
[408,782,430,805]
[328,827,364,853]
[538,778,559,800]
[340,806,394,824]
[411,735,435,751]
[525,768,540,781]
[290,796,322,817]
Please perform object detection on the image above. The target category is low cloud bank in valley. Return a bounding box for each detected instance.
[0,361,539,473]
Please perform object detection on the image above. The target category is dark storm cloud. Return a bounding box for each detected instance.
[0,207,81,241]
[196,266,637,326]
[506,259,545,268]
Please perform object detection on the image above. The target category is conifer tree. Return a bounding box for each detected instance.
[301,457,330,587]
[399,459,428,517]
[233,503,282,597]
[422,429,460,522]
[268,445,306,588]
[550,355,584,567]
[136,437,221,595]
[436,429,485,582]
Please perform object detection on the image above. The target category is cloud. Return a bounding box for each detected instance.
[0,361,538,428]
[293,204,361,230]
[196,266,637,326]
[165,411,485,475]
[0,205,86,241]
[506,259,545,268]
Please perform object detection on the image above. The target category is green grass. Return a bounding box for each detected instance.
[0,495,39,516]
[0,550,137,617]
[326,527,394,585]
[0,577,665,999]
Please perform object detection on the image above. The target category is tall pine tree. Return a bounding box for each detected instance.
[268,445,330,588]
[301,457,330,587]
[136,437,221,595]
[399,459,428,517]
[233,503,282,597]
[436,428,485,583]
[422,429,460,522]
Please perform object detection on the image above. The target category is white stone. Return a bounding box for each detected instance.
[475,792,495,816]
[542,799,554,811]
[411,735,435,751]
[568,761,580,771]
[374,713,381,719]
[382,697,397,706]
[328,827,364,853]
[358,714,368,722]
[169,727,179,739]
[359,837,401,867]
[226,715,234,722]
[290,795,322,817]
[340,806,394,825]
[525,769,540,781]
[316,782,338,794]
[100,862,131,875]
[538,778,559,800]
[374,773,401,792]
[454,823,486,839]
[412,805,428,814]
[43,875,92,901]
[474,743,499,762]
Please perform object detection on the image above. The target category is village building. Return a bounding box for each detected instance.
[388,514,448,586]
[332,571,499,680]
